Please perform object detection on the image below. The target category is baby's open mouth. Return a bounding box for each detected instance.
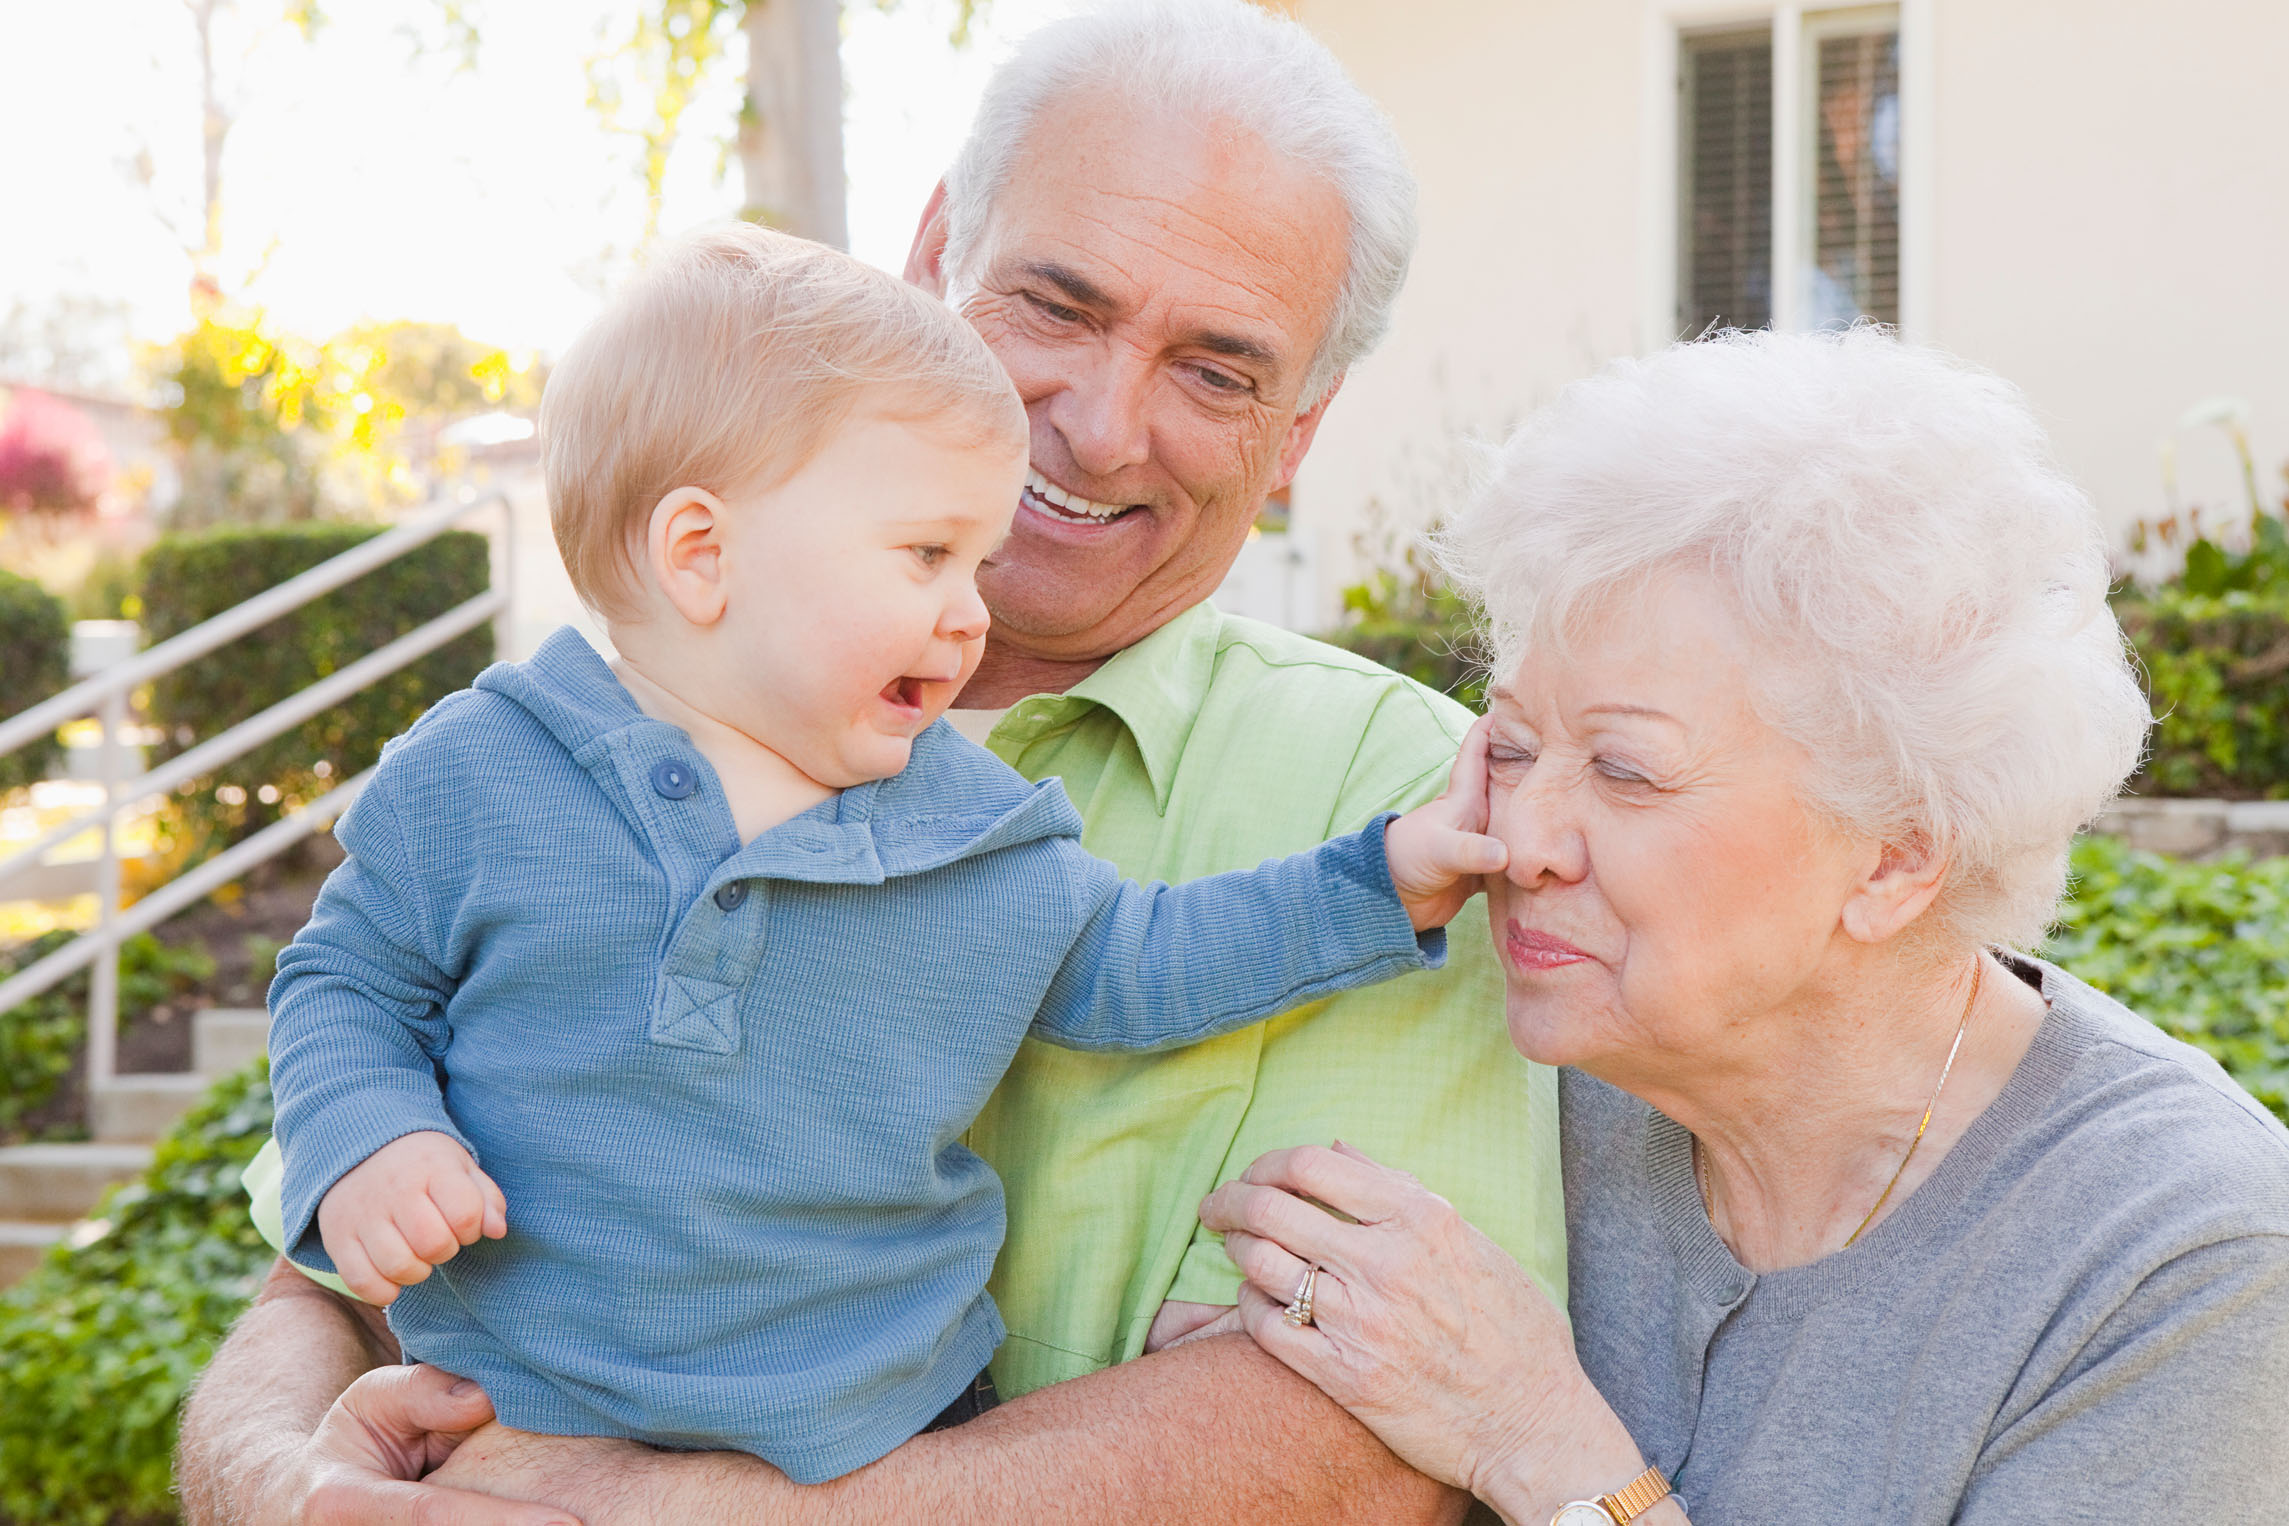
[881,676,925,712]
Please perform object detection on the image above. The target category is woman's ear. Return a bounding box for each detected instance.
[1839,832,1951,945]
[645,486,732,628]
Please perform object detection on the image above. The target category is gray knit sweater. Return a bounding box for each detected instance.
[1561,955,2289,1523]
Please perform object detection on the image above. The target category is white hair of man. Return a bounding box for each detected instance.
[1440,326,2152,950]
[939,0,1417,408]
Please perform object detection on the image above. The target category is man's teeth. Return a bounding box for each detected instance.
[1025,469,1131,522]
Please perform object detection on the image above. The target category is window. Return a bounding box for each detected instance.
[1678,28,1775,336]
[1671,6,1903,338]
[1678,28,1774,335]
[1806,11,1901,326]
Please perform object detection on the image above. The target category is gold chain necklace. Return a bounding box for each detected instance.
[1697,957,1984,1253]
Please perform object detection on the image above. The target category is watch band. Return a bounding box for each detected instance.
[1598,1463,1674,1523]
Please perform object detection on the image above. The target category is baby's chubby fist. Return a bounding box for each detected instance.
[316,1130,509,1306]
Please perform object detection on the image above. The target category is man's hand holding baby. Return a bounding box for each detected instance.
[1385,718,1509,932]
[318,1131,509,1305]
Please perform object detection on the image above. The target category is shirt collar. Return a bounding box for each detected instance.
[993,600,1223,814]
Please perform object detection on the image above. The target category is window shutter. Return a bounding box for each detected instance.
[1679,30,1774,337]
[1810,25,1901,326]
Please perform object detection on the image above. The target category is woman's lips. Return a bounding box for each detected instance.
[1505,923,1593,971]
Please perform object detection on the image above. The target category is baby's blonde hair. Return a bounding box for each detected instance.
[541,223,1027,618]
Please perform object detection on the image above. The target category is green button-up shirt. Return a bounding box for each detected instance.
[243,601,1564,1404]
[966,601,1562,1398]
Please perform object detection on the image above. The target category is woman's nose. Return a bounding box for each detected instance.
[1492,771,1589,888]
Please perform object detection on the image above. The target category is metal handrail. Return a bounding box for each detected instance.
[0,489,514,1098]
[0,493,508,758]
[0,588,502,886]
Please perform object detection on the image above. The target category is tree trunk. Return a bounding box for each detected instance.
[737,0,847,248]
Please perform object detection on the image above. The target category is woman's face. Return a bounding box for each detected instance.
[1482,568,1874,1082]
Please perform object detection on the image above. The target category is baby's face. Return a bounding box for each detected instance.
[712,414,1025,787]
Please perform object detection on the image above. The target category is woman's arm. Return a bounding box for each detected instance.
[1955,1233,2289,1521]
[428,1332,1471,1525]
[1200,1143,1687,1526]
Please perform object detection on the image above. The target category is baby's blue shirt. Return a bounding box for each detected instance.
[268,627,1438,1483]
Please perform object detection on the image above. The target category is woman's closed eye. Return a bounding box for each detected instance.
[1593,756,1656,788]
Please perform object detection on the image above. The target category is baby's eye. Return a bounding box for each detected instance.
[911,544,949,568]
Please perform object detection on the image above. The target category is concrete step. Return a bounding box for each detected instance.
[194,1007,269,1078]
[0,1141,152,1221]
[91,1074,211,1142]
[0,1221,65,1286]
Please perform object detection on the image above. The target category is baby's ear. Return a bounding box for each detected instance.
[646,486,731,627]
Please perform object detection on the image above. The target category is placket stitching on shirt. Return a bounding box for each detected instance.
[583,729,769,1057]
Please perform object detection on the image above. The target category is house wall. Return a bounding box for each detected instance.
[1286,0,2289,627]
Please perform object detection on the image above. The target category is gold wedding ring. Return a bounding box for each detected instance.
[1282,1264,1319,1328]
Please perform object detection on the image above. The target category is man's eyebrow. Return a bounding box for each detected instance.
[1021,261,1116,310]
[1183,327,1279,367]
[1020,261,1280,369]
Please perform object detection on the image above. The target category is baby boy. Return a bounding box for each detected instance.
[266,225,1499,1485]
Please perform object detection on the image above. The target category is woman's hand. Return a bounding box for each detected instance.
[1199,1143,1658,1520]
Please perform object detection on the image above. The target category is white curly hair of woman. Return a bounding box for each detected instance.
[1438,325,2153,950]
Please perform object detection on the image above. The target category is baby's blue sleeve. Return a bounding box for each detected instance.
[1029,813,1445,1051]
[268,773,472,1276]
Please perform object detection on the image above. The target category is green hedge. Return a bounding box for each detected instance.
[138,522,493,845]
[0,933,214,1142]
[0,568,68,792]
[1320,555,1487,712]
[2116,588,2289,800]
[2046,833,2289,1123]
[0,1061,275,1526]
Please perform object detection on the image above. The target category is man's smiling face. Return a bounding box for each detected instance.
[937,97,1352,665]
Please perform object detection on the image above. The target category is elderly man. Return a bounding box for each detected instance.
[176,3,1558,1520]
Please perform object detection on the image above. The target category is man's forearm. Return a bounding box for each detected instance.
[177,1256,396,1525]
[531,1333,1470,1525]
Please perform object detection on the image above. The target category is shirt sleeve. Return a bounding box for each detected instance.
[1959,1233,2289,1521]
[267,774,473,1277]
[1029,815,1444,1051]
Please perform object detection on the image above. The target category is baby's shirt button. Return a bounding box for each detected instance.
[651,759,697,800]
[714,881,748,911]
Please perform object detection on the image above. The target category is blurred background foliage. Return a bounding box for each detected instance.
[0,1062,275,1526]
[157,310,542,528]
[137,522,495,863]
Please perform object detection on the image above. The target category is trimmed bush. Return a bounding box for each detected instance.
[2116,588,2289,800]
[1319,551,1487,712]
[0,1061,275,1526]
[2047,833,2289,1123]
[0,567,68,791]
[137,522,493,845]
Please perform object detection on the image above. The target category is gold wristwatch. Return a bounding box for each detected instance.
[1548,1463,1673,1525]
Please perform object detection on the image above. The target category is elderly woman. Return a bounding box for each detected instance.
[1200,328,2289,1523]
